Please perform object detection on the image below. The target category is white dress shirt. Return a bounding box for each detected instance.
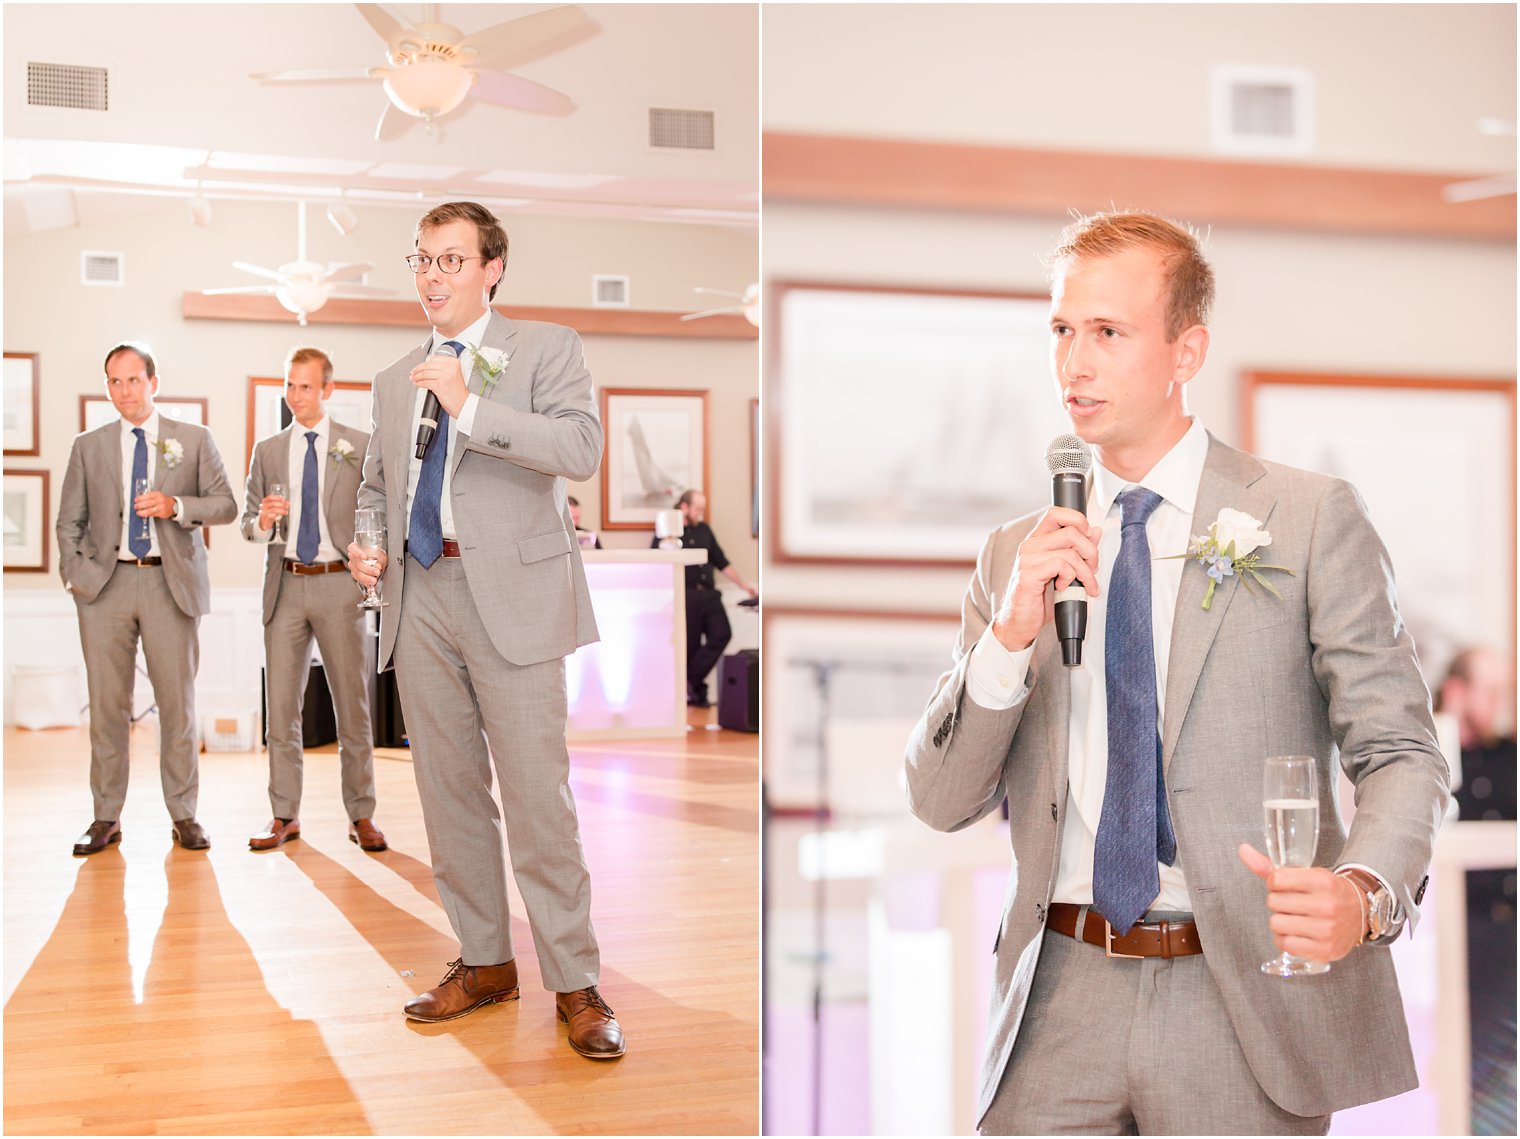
[117,410,182,559]
[406,310,491,542]
[251,414,341,562]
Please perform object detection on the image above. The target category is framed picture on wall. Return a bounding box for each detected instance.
[80,395,207,433]
[4,352,40,457]
[246,377,374,473]
[770,282,1068,566]
[1244,370,1516,683]
[4,469,50,573]
[599,387,710,530]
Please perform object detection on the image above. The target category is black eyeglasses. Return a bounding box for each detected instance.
[404,253,489,274]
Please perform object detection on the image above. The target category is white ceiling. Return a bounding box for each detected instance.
[3,3,759,238]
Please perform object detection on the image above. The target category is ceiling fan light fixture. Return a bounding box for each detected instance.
[382,59,473,119]
[275,279,330,318]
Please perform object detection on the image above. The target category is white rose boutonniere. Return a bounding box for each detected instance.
[157,438,185,468]
[469,345,509,395]
[1163,508,1293,610]
[329,438,357,466]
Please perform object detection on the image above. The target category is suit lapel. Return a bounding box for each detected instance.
[101,423,126,516]
[153,417,179,492]
[449,312,519,478]
[390,337,431,492]
[1031,622,1071,792]
[322,425,344,517]
[1161,437,1276,767]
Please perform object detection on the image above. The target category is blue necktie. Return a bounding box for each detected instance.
[407,339,464,568]
[1092,486,1176,935]
[296,430,320,565]
[129,427,151,560]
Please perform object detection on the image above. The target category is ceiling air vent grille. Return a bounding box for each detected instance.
[82,252,124,287]
[1211,66,1313,157]
[649,108,715,151]
[28,62,109,111]
[592,275,630,308]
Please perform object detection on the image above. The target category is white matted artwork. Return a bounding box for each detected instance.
[1245,371,1516,682]
[599,387,709,529]
[3,469,50,572]
[4,352,40,456]
[773,283,1070,565]
[80,395,206,433]
[763,608,963,814]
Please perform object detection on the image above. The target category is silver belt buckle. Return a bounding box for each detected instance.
[1104,919,1144,959]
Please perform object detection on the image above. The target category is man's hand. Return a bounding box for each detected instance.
[989,507,1102,653]
[348,540,388,589]
[411,353,470,417]
[257,493,289,532]
[134,490,177,520]
[1238,843,1364,963]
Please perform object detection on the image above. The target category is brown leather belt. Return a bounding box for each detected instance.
[118,557,163,567]
[284,559,348,576]
[406,539,461,559]
[1046,902,1203,959]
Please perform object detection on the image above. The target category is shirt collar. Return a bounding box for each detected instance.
[294,413,330,441]
[1090,417,1209,520]
[122,410,161,440]
[431,310,493,358]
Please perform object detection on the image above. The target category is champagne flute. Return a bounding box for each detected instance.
[354,507,387,610]
[1261,755,1330,977]
[269,482,289,543]
[132,477,152,542]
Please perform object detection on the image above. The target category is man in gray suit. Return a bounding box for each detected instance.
[242,346,384,854]
[905,212,1449,1133]
[349,201,621,1058]
[58,342,238,855]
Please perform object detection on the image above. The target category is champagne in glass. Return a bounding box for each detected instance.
[1260,754,1330,977]
[269,482,289,543]
[354,507,387,610]
[132,477,152,545]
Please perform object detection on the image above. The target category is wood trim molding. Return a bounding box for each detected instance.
[181,293,759,339]
[763,132,1516,241]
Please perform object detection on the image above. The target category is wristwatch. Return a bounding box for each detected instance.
[1336,867,1398,943]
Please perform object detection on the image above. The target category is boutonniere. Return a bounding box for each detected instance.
[1163,508,1294,610]
[157,438,184,468]
[467,345,509,395]
[329,438,357,466]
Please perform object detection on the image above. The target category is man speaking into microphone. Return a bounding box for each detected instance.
[904,211,1447,1133]
[349,201,622,1058]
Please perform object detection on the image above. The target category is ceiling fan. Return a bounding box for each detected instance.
[681,284,760,327]
[251,3,596,141]
[202,202,393,326]
[1443,117,1516,203]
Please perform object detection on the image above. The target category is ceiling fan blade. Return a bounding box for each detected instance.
[374,102,418,142]
[231,262,285,282]
[470,69,575,115]
[323,261,375,281]
[355,3,411,46]
[327,284,395,298]
[1442,173,1517,203]
[251,68,376,84]
[457,5,596,70]
[202,285,279,297]
[693,286,744,301]
[680,305,745,322]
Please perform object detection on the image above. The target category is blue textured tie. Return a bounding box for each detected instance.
[1093,486,1176,935]
[296,430,320,564]
[129,427,151,560]
[407,339,464,568]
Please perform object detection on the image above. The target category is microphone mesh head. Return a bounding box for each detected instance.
[1046,433,1092,476]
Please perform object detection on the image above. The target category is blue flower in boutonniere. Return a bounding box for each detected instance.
[466,344,509,395]
[1162,508,1294,610]
[157,438,184,468]
[329,438,357,466]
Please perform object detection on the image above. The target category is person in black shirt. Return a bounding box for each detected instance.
[655,490,757,706]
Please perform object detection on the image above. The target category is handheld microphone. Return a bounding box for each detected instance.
[1046,433,1093,667]
[415,340,461,460]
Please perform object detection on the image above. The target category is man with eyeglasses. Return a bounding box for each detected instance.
[348,201,620,1059]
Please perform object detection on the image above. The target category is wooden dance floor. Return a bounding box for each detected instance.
[3,714,758,1135]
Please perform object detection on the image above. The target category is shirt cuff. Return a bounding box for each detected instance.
[455,393,481,436]
[965,624,1034,710]
[252,522,274,543]
[172,496,184,523]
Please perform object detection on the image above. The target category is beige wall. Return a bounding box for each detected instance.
[3,200,758,592]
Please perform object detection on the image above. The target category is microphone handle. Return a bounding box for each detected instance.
[416,391,442,460]
[1051,471,1087,667]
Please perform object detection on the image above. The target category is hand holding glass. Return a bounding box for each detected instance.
[1261,755,1331,977]
[355,508,387,611]
[269,482,289,543]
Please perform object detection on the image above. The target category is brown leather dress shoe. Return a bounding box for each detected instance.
[72,820,121,856]
[403,959,519,1022]
[348,818,387,851]
[249,818,300,851]
[171,818,211,850]
[556,986,626,1059]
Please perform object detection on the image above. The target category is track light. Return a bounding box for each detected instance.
[189,187,212,227]
[327,199,358,236]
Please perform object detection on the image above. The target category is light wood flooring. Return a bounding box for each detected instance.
[3,711,759,1135]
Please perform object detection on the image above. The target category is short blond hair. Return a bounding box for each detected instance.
[285,346,334,384]
[1049,211,1215,340]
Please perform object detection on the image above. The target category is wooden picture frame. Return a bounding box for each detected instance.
[1243,369,1517,682]
[750,397,760,538]
[768,281,1067,566]
[245,376,373,475]
[598,387,710,530]
[4,352,40,457]
[3,468,50,572]
[79,395,207,434]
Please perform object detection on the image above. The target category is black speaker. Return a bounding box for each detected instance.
[717,648,759,732]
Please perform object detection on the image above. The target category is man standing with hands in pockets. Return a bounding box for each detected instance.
[905,212,1447,1133]
[349,201,621,1058]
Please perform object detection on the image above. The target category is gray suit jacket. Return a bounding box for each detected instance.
[905,435,1449,1123]
[57,417,237,617]
[358,312,602,670]
[241,420,371,625]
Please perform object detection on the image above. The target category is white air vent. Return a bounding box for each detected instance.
[81,251,124,286]
[649,107,715,151]
[28,62,108,111]
[592,275,630,307]
[1211,66,1313,157]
